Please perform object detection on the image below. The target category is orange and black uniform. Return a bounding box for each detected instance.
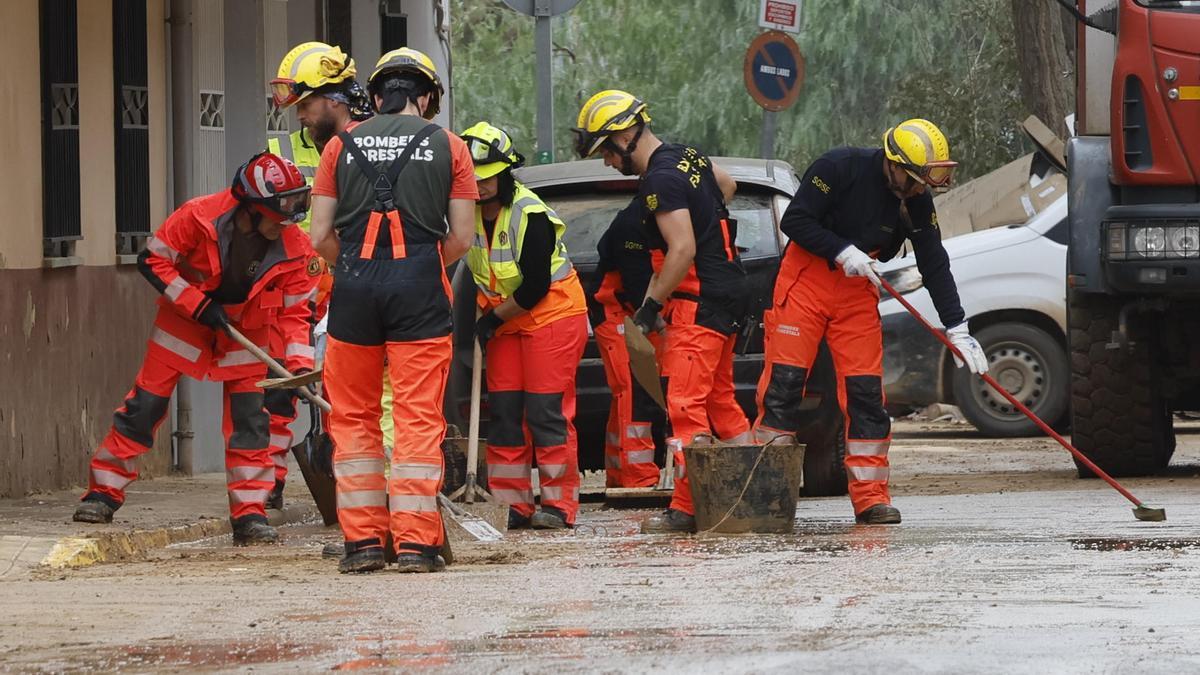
[755,147,964,515]
[640,143,752,516]
[312,114,478,559]
[587,201,661,487]
[81,190,318,523]
[471,191,588,525]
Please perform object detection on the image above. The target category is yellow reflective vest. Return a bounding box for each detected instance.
[267,128,321,232]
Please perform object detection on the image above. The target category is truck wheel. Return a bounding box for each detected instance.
[796,398,848,497]
[1068,290,1174,477]
[953,322,1069,437]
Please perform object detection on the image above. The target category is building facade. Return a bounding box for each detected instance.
[0,0,453,497]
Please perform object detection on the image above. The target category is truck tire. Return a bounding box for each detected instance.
[1068,290,1174,477]
[798,417,848,497]
[953,322,1069,437]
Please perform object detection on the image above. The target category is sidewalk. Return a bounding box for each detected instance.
[0,466,318,579]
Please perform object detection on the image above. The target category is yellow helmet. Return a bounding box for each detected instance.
[368,48,443,119]
[572,89,651,159]
[270,42,357,109]
[461,122,525,180]
[882,119,959,190]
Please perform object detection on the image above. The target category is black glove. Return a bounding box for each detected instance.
[194,296,230,331]
[475,311,505,351]
[632,297,664,335]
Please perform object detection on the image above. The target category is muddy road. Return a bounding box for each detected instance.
[4,421,1200,673]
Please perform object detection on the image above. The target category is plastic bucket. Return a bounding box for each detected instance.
[684,435,804,534]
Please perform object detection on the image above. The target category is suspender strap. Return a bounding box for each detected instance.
[337,123,441,212]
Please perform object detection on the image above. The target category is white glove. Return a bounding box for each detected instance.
[835,245,881,287]
[946,323,988,374]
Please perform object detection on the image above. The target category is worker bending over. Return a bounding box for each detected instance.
[753,119,988,524]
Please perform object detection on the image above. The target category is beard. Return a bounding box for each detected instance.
[309,114,340,148]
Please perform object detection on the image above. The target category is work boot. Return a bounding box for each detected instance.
[231,516,279,545]
[855,503,902,525]
[265,479,285,510]
[339,547,386,574]
[508,507,532,530]
[640,508,696,534]
[394,552,447,573]
[73,499,115,524]
[530,506,572,530]
[321,542,342,558]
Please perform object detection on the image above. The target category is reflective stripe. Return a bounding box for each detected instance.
[218,350,260,368]
[95,447,135,473]
[164,276,190,302]
[605,455,621,469]
[227,465,274,484]
[91,468,132,490]
[388,494,438,512]
[269,433,291,449]
[539,463,567,480]
[491,488,534,504]
[151,328,202,362]
[847,466,890,481]
[605,432,621,447]
[625,424,652,440]
[285,343,315,360]
[626,449,655,465]
[488,463,530,479]
[337,489,387,508]
[284,292,310,307]
[229,488,270,504]
[847,440,889,457]
[272,454,287,468]
[334,457,386,478]
[390,463,442,481]
[146,237,179,262]
[539,486,577,501]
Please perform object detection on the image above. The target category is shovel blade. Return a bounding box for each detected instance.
[1133,505,1167,522]
[623,318,666,409]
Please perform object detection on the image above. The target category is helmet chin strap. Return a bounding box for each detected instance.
[613,124,645,176]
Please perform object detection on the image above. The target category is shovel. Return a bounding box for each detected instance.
[623,317,666,408]
[447,333,493,504]
[879,279,1166,522]
[224,325,504,542]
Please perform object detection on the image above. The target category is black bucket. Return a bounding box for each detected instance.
[684,435,804,534]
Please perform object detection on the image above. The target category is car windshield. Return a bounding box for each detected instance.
[546,189,780,265]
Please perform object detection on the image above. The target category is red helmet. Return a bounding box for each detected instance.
[231,152,311,224]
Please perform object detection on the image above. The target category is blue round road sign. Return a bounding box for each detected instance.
[744,30,805,112]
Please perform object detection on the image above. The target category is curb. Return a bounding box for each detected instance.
[39,503,319,570]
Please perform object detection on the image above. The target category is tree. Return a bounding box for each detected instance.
[1010,0,1074,133]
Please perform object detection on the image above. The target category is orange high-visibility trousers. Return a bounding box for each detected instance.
[753,245,892,516]
[485,313,588,524]
[660,299,751,516]
[83,350,275,521]
[264,389,298,485]
[594,313,660,488]
[325,335,450,557]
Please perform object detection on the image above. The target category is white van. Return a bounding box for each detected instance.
[877,194,1068,436]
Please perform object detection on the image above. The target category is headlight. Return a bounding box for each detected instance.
[881,266,923,295]
[1106,220,1200,261]
[1132,227,1166,259]
[1168,225,1200,258]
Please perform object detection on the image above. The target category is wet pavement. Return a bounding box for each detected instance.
[3,421,1200,673]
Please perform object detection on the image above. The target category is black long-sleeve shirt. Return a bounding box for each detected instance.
[593,199,653,309]
[781,147,965,327]
[482,211,554,310]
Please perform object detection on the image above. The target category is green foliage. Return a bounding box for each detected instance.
[452,0,1027,180]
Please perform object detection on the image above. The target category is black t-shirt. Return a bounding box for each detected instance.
[593,199,652,310]
[780,146,964,327]
[637,143,747,332]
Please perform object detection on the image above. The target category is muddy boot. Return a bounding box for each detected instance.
[339,547,386,574]
[640,508,696,534]
[394,552,446,573]
[265,480,285,510]
[231,516,279,545]
[530,506,571,530]
[508,507,532,530]
[321,542,342,558]
[73,498,116,524]
[855,503,902,525]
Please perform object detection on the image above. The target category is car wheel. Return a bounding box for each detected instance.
[952,322,1069,437]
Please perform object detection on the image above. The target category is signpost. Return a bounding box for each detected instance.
[500,0,583,164]
[744,30,805,159]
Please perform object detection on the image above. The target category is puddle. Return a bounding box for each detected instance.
[1071,538,1200,552]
